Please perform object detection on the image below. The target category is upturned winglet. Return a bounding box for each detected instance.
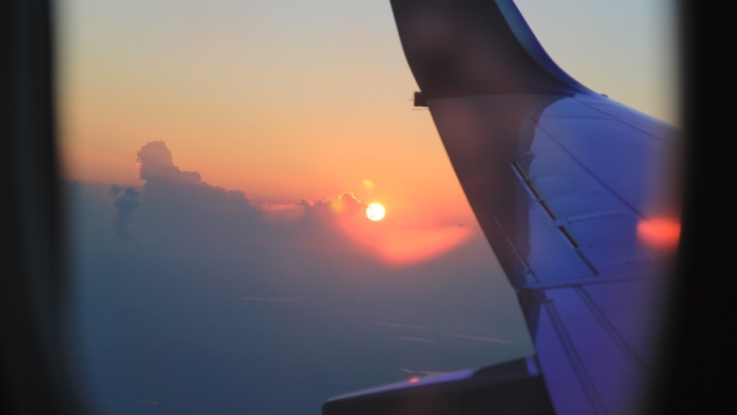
[389,0,594,98]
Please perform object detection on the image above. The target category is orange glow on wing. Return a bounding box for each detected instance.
[637,218,681,250]
[409,377,420,383]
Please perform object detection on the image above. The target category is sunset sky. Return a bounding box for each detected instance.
[57,1,679,413]
[56,0,677,227]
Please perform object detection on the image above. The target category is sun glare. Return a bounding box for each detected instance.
[366,203,385,221]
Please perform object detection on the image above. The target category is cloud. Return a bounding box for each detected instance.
[375,322,430,330]
[109,184,123,196]
[395,337,435,343]
[110,185,141,237]
[101,141,474,267]
[439,333,516,345]
[131,142,267,254]
[68,141,533,415]
[242,297,305,304]
[70,141,501,306]
[137,141,201,183]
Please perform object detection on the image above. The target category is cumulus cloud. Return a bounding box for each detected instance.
[68,141,533,415]
[395,337,435,343]
[109,184,123,196]
[96,141,474,268]
[137,141,201,183]
[242,297,305,304]
[72,141,492,287]
[439,333,516,345]
[110,185,141,237]
[375,322,430,330]
[69,140,517,318]
[131,141,267,255]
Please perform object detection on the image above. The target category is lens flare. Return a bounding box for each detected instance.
[366,203,385,221]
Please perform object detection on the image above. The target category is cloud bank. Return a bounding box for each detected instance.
[68,141,532,415]
[105,141,471,267]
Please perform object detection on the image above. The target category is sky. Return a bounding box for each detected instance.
[57,0,678,224]
[55,1,679,414]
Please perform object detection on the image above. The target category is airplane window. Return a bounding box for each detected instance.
[55,0,677,414]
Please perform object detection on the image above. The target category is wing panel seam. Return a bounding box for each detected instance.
[521,274,665,291]
[511,160,599,275]
[544,300,609,415]
[574,287,650,372]
[535,123,647,219]
[574,98,677,146]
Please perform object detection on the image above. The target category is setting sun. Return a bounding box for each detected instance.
[366,203,385,221]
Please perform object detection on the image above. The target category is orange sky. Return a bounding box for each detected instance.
[57,0,676,233]
[57,1,479,227]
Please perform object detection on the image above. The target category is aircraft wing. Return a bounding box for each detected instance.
[323,1,680,414]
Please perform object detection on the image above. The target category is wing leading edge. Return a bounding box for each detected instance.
[323,1,680,414]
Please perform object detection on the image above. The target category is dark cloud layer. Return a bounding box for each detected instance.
[67,141,531,415]
[110,185,141,237]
